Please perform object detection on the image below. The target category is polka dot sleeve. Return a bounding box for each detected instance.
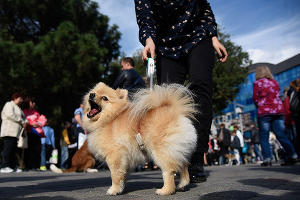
[200,0,218,37]
[134,0,157,46]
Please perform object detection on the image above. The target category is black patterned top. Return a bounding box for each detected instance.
[135,0,217,59]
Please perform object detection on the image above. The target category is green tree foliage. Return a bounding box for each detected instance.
[212,31,251,114]
[0,0,121,126]
[132,49,146,76]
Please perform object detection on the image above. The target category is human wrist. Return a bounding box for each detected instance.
[146,37,154,45]
[212,36,218,42]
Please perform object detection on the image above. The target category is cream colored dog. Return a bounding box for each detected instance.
[82,82,197,195]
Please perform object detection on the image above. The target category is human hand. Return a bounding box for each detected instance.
[22,122,27,128]
[212,36,228,62]
[142,37,156,62]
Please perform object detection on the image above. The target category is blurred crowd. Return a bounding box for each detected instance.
[0,65,299,173]
[0,95,87,173]
[206,74,300,167]
[205,122,285,166]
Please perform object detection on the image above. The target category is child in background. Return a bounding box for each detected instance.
[230,130,241,165]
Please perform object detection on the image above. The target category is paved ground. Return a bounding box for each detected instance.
[0,163,300,200]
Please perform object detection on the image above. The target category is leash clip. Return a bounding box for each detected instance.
[136,132,145,150]
[147,58,156,90]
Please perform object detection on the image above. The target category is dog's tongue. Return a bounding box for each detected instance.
[89,109,99,115]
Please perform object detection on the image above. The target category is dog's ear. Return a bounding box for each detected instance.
[116,89,128,100]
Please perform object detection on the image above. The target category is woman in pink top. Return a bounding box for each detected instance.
[23,97,43,170]
[253,66,297,166]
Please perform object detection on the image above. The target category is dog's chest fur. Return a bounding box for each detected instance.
[86,120,146,167]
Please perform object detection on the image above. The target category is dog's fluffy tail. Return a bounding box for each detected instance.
[130,84,196,120]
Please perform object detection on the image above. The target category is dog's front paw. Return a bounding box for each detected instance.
[155,188,174,196]
[106,186,122,195]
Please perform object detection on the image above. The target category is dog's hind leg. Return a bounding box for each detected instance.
[82,158,96,172]
[154,155,176,195]
[156,169,176,195]
[177,164,190,191]
[106,155,128,195]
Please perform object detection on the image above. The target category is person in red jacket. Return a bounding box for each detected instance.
[253,66,297,166]
[282,87,296,145]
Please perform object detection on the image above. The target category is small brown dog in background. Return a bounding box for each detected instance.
[50,140,97,173]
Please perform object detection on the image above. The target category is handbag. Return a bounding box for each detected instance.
[17,128,28,149]
[49,149,58,164]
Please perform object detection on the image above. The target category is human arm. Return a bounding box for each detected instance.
[74,109,87,134]
[134,0,157,61]
[2,102,25,125]
[50,128,55,148]
[199,0,227,62]
[62,129,71,145]
[212,36,228,62]
[74,114,83,128]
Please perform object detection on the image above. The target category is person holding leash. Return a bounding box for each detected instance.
[135,0,227,183]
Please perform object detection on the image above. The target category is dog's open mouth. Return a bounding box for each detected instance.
[87,100,102,119]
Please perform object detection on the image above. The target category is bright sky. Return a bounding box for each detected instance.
[95,0,300,64]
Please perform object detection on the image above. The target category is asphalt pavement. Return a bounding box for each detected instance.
[0,163,300,200]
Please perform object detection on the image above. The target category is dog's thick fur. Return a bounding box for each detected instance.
[50,140,97,173]
[82,82,197,195]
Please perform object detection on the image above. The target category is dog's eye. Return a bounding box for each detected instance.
[101,96,108,101]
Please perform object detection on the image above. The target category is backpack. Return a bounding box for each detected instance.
[289,90,300,114]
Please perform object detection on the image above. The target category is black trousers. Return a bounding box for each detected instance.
[157,39,215,169]
[293,115,300,156]
[25,132,41,169]
[1,136,18,169]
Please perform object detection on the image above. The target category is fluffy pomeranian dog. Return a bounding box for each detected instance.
[82,82,197,195]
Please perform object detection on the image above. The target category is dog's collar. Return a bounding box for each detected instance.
[136,122,145,150]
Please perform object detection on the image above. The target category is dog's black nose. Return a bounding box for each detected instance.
[89,93,96,100]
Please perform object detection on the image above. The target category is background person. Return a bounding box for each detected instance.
[60,121,72,169]
[113,57,146,99]
[233,125,245,164]
[0,92,27,173]
[211,135,220,165]
[74,104,85,149]
[282,86,297,145]
[288,79,300,157]
[230,130,241,165]
[249,122,263,163]
[23,97,44,170]
[217,123,231,165]
[253,66,298,166]
[135,0,228,183]
[40,120,55,171]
